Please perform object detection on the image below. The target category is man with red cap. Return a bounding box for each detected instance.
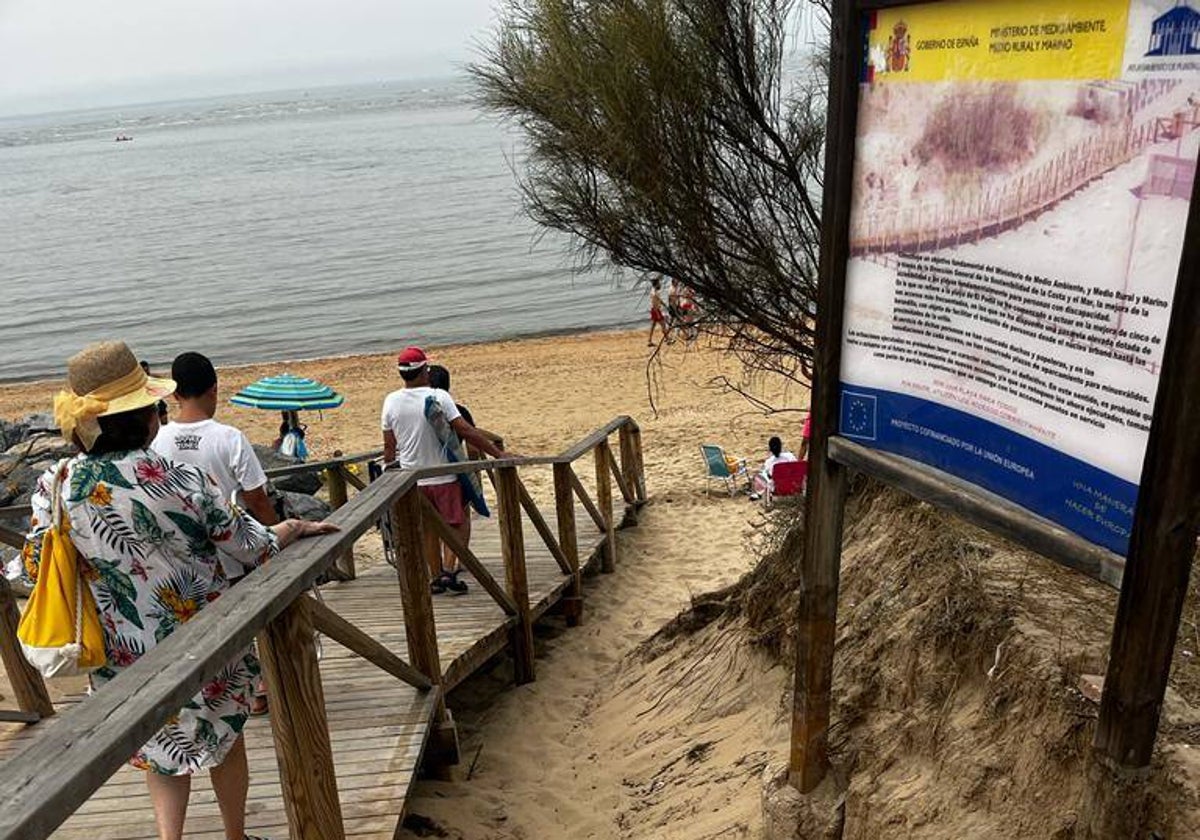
[382,347,512,594]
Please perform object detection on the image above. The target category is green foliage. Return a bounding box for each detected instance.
[473,0,828,383]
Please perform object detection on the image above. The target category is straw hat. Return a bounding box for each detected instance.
[54,341,175,451]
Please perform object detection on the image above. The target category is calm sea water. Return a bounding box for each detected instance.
[0,78,641,382]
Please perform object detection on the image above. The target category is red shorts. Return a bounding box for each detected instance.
[421,482,466,527]
[650,308,665,323]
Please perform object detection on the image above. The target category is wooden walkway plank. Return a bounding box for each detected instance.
[4,495,618,840]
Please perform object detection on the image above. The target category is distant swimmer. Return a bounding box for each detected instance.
[115,134,133,142]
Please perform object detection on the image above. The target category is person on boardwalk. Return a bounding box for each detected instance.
[749,436,798,501]
[24,340,336,840]
[427,363,504,576]
[153,352,279,541]
[381,347,512,595]
[153,352,279,714]
[648,276,668,346]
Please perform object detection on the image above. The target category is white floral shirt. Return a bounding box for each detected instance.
[23,448,277,775]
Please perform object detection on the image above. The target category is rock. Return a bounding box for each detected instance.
[253,444,322,495]
[1078,673,1105,704]
[0,413,56,451]
[5,433,76,462]
[277,490,331,522]
[0,464,43,507]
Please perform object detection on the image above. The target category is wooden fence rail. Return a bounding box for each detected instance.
[0,416,646,840]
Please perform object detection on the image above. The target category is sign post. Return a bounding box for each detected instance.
[794,0,1200,819]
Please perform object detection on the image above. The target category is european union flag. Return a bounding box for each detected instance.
[841,391,877,440]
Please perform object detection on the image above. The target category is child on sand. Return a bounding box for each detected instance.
[648,276,668,346]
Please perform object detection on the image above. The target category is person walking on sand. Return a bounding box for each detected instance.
[27,340,337,840]
[382,347,514,595]
[648,276,668,346]
[667,276,683,328]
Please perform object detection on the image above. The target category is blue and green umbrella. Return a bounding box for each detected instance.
[230,373,345,412]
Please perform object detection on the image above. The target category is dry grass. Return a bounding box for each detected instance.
[916,85,1043,173]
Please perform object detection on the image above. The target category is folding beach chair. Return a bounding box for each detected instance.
[700,444,751,497]
[765,459,808,507]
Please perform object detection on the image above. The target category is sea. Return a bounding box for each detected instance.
[0,77,643,382]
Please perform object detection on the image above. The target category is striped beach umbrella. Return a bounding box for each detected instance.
[229,373,345,411]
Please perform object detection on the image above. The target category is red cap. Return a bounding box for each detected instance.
[396,346,429,372]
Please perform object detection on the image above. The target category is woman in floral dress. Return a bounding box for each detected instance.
[23,341,336,840]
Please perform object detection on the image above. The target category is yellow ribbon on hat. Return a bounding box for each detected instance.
[54,366,149,452]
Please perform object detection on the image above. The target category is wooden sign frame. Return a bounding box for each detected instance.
[794,0,1200,794]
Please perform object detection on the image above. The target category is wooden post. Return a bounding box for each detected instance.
[257,598,345,840]
[1087,138,1200,797]
[326,467,355,580]
[593,441,617,574]
[553,463,583,627]
[0,577,53,720]
[496,466,535,684]
[789,0,858,794]
[390,489,443,688]
[632,426,647,501]
[619,425,645,504]
[390,487,458,771]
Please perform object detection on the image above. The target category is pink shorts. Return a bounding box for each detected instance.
[421,482,466,527]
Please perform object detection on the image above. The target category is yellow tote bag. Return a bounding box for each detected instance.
[17,465,106,677]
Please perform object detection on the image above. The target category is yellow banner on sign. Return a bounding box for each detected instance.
[866,0,1129,83]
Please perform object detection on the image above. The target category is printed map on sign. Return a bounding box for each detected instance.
[841,0,1199,554]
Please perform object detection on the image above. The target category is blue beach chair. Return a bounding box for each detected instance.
[700,444,750,497]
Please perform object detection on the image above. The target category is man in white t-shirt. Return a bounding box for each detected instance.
[152,352,279,575]
[382,346,513,595]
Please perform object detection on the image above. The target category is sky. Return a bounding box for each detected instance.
[0,0,502,115]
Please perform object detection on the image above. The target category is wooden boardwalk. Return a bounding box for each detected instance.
[0,504,608,840]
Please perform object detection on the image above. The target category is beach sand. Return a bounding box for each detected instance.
[1,328,808,838]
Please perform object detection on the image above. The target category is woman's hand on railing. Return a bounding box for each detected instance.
[272,518,340,549]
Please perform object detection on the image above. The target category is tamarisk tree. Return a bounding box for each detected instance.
[471,0,829,391]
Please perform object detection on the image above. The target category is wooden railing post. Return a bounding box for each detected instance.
[496,466,535,684]
[326,467,355,580]
[390,488,443,689]
[0,577,54,721]
[390,487,459,771]
[552,463,582,626]
[593,441,617,573]
[257,598,345,840]
[619,424,646,504]
[632,427,647,501]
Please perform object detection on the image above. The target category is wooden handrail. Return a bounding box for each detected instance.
[0,416,646,840]
[264,449,383,479]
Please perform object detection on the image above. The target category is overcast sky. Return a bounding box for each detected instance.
[0,0,501,115]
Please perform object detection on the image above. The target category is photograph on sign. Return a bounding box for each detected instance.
[840,0,1199,554]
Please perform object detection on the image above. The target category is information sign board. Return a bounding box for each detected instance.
[840,0,1200,553]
